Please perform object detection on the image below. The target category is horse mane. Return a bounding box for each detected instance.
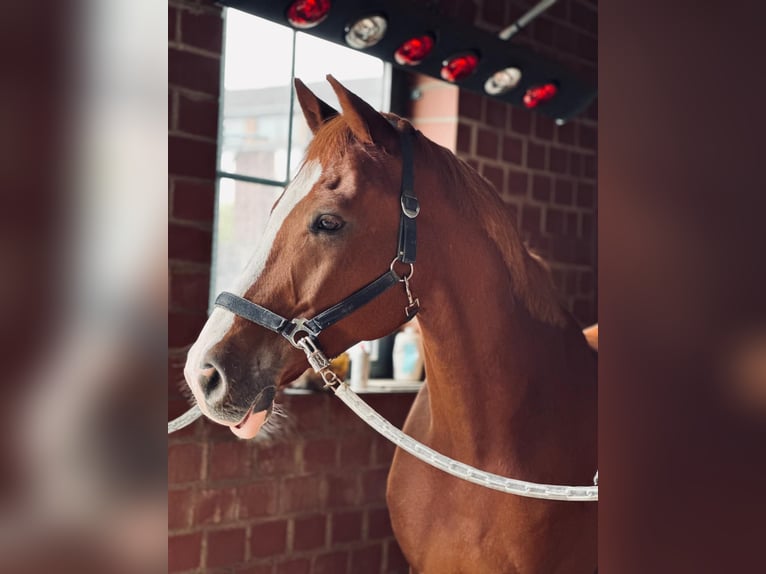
[305,114,566,327]
[411,126,566,327]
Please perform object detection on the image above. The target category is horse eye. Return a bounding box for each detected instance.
[314,214,344,232]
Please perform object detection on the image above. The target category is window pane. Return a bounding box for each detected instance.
[290,32,389,177]
[220,11,294,182]
[212,178,282,297]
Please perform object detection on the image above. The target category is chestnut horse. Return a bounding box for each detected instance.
[184,76,597,573]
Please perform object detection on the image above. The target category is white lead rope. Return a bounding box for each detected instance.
[332,382,598,501]
[168,380,598,501]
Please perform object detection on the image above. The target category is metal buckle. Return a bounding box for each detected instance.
[401,195,420,218]
[284,318,318,349]
[296,336,331,373]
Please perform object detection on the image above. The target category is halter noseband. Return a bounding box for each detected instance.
[214,123,420,364]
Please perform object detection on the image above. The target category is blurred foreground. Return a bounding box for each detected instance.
[0,1,167,572]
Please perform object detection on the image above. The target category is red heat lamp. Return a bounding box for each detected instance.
[523,83,558,108]
[286,0,331,29]
[394,34,435,66]
[440,53,479,83]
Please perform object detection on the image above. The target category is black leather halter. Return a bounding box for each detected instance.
[213,124,420,353]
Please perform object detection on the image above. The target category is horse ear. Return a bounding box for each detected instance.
[294,78,339,134]
[326,74,398,150]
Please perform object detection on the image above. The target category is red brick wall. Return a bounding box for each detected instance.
[415,0,598,325]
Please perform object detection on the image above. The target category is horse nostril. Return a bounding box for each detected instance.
[199,363,223,399]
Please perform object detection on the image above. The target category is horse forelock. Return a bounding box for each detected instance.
[414,133,566,327]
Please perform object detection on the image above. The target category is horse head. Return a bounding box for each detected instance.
[184,76,417,438]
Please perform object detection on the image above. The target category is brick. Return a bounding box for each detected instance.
[328,397,366,433]
[168,443,203,483]
[352,543,384,572]
[169,47,220,95]
[584,154,597,179]
[339,435,373,467]
[367,394,412,428]
[531,174,552,201]
[169,135,217,179]
[237,480,278,519]
[502,135,523,164]
[566,212,579,237]
[373,437,396,466]
[481,164,504,193]
[557,120,577,145]
[207,527,246,568]
[367,507,393,539]
[573,299,594,325]
[361,468,389,504]
[571,1,597,35]
[169,310,207,349]
[181,9,223,54]
[506,169,528,196]
[577,184,595,209]
[476,128,499,159]
[510,106,532,135]
[458,91,483,120]
[195,487,238,526]
[172,178,216,222]
[331,510,363,545]
[554,180,574,205]
[290,395,330,434]
[254,440,297,476]
[293,513,327,551]
[313,551,348,574]
[327,471,361,508]
[481,0,505,26]
[177,93,219,139]
[276,559,310,574]
[236,565,274,574]
[250,520,288,558]
[169,7,178,42]
[578,124,597,150]
[566,270,578,295]
[169,532,202,572]
[485,99,507,127]
[386,542,410,573]
[532,17,554,45]
[456,122,472,154]
[554,24,577,53]
[550,147,569,174]
[552,236,575,264]
[575,239,594,265]
[546,208,565,234]
[170,269,210,311]
[535,115,555,140]
[168,488,195,530]
[209,440,250,481]
[577,33,598,63]
[569,151,583,177]
[302,437,337,472]
[521,205,542,233]
[527,141,546,169]
[581,213,594,239]
[169,222,212,263]
[280,475,322,513]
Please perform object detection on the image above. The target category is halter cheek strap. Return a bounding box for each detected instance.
[214,124,419,351]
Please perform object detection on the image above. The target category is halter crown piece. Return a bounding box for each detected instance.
[169,124,598,502]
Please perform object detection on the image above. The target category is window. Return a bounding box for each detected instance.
[212,9,391,298]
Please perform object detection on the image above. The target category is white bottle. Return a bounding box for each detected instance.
[392,326,424,381]
[348,341,371,390]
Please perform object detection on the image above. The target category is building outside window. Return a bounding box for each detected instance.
[213,9,391,299]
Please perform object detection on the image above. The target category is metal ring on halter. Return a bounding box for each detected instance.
[284,318,315,348]
[389,257,415,282]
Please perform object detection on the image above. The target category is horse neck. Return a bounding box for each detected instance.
[414,175,596,466]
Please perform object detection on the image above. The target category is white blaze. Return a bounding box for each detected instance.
[184,161,322,386]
